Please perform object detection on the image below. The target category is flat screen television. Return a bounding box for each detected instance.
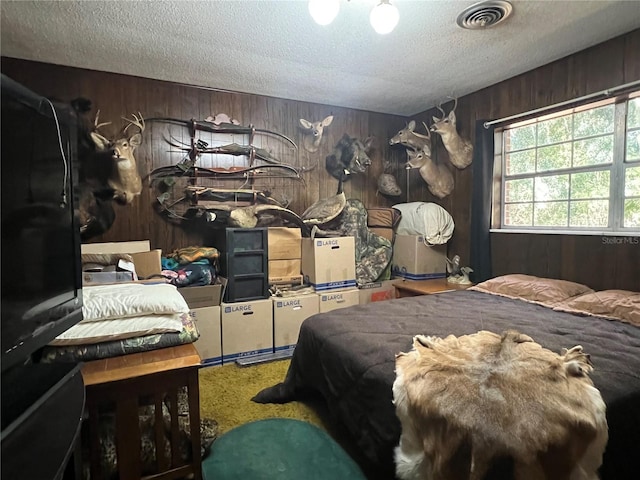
[1,74,84,373]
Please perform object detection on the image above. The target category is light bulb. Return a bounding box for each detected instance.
[308,0,340,26]
[370,0,399,34]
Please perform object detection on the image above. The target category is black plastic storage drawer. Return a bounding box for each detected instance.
[212,227,269,302]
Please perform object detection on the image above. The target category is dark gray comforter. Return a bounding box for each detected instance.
[254,290,640,479]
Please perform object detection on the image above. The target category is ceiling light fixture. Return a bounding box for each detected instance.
[308,0,400,34]
[370,0,400,35]
[308,0,340,26]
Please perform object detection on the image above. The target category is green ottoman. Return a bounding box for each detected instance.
[202,418,367,480]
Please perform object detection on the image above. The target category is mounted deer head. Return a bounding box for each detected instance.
[406,148,454,199]
[430,98,473,169]
[299,115,334,153]
[90,111,145,204]
[389,120,432,156]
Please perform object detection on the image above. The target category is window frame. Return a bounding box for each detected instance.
[491,91,640,236]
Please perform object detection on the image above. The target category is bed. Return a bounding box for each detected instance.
[253,275,640,479]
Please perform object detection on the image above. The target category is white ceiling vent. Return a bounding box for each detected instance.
[456,0,513,30]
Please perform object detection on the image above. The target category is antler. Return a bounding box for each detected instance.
[93,110,112,130]
[122,112,145,134]
[435,102,446,121]
[447,96,458,114]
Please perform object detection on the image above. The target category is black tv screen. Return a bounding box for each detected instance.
[1,74,83,372]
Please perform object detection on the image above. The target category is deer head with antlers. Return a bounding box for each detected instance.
[90,111,145,204]
[299,115,334,153]
[430,98,473,170]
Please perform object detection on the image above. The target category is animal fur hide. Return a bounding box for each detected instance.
[393,330,608,480]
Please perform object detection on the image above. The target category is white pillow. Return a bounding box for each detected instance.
[82,283,190,322]
[50,313,185,345]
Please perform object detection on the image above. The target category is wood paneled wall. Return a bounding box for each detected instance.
[409,29,640,291]
[3,28,639,290]
[1,57,408,254]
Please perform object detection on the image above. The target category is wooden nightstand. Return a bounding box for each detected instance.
[81,344,203,480]
[393,278,473,298]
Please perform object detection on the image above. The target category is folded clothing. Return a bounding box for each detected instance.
[166,246,220,265]
[168,262,216,287]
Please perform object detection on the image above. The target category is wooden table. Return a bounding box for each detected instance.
[82,344,202,480]
[393,278,473,298]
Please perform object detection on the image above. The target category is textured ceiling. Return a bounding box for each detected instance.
[2,0,639,116]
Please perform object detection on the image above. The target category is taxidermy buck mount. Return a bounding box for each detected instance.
[430,98,473,169]
[68,97,118,240]
[406,148,454,199]
[90,111,145,204]
[325,134,374,181]
[299,115,333,153]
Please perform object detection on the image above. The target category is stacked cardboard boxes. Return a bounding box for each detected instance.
[358,280,397,304]
[181,277,275,365]
[178,277,226,365]
[221,298,273,363]
[267,227,303,287]
[318,289,360,313]
[272,293,319,355]
[391,235,447,280]
[301,237,356,291]
[81,240,162,284]
[301,236,359,313]
[180,278,226,366]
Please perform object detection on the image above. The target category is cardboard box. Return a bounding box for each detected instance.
[358,280,397,304]
[82,271,134,284]
[301,237,356,291]
[191,306,222,366]
[268,259,301,279]
[221,298,273,363]
[130,250,162,279]
[272,294,319,355]
[81,240,161,282]
[268,227,302,260]
[179,278,227,309]
[269,275,304,286]
[318,288,360,313]
[81,240,150,255]
[392,235,447,280]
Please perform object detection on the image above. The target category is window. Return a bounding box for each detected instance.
[495,91,640,234]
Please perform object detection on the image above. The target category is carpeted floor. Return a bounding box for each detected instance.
[198,359,326,436]
[198,359,391,480]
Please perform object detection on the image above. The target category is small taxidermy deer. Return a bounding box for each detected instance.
[299,115,334,153]
[430,98,473,169]
[406,148,454,199]
[389,120,432,156]
[90,111,145,204]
